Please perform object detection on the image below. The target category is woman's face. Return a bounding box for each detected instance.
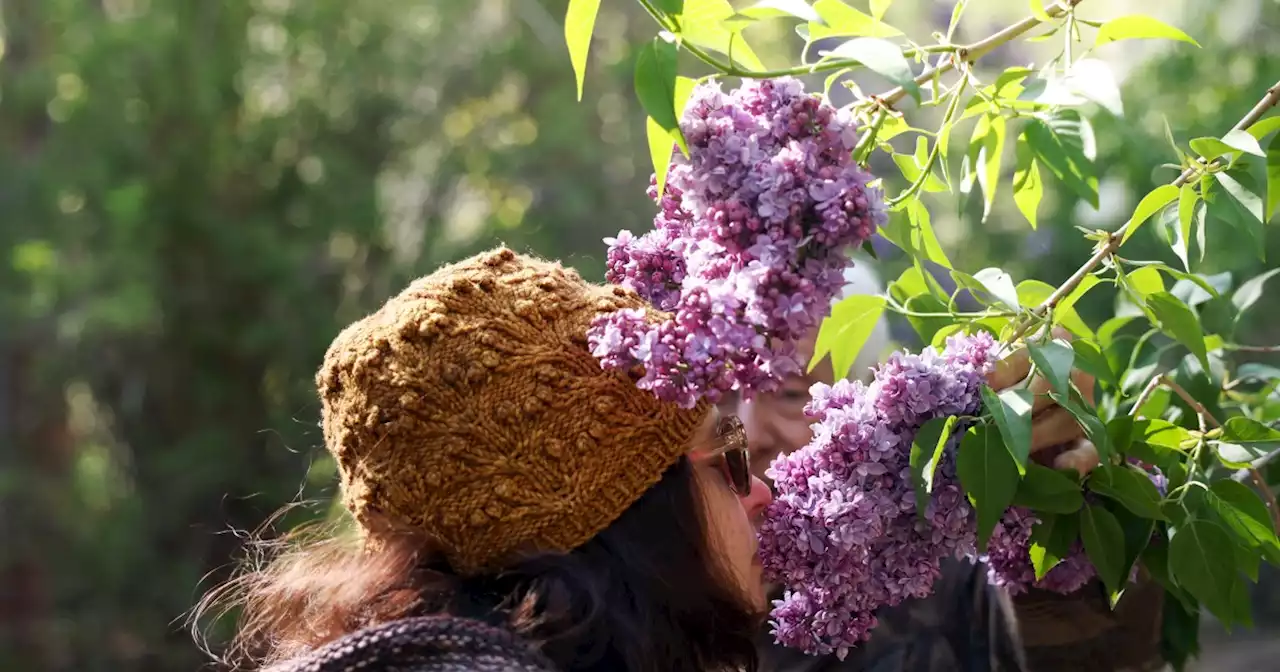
[689,412,774,612]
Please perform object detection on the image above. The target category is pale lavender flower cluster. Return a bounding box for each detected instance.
[756,332,998,658]
[587,77,886,407]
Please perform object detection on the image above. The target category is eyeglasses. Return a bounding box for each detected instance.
[707,414,752,497]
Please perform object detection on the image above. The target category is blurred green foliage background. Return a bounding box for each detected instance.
[0,0,1276,669]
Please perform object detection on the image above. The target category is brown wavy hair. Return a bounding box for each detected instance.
[193,456,763,672]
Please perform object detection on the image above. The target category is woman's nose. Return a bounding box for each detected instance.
[741,474,773,516]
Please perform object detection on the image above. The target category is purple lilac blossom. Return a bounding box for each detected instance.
[756,332,998,658]
[587,77,886,408]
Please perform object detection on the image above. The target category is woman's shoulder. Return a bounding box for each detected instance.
[269,614,560,672]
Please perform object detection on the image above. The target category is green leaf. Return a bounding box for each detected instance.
[957,424,1022,551]
[976,114,1006,222]
[1216,171,1265,225]
[564,0,604,101]
[812,294,887,376]
[810,0,902,39]
[1094,15,1201,47]
[1190,129,1266,161]
[983,387,1034,473]
[1028,0,1053,22]
[902,294,952,344]
[870,0,892,20]
[1028,339,1074,398]
[1013,463,1085,514]
[1232,267,1280,315]
[1087,464,1166,520]
[634,38,684,143]
[1205,480,1280,563]
[1168,520,1242,623]
[907,200,950,269]
[1134,418,1195,452]
[1065,58,1124,117]
[680,0,766,72]
[1033,512,1080,580]
[823,38,919,103]
[1120,184,1179,245]
[1051,391,1114,463]
[1071,339,1117,388]
[910,415,958,518]
[1126,266,1165,300]
[652,0,684,12]
[1221,416,1280,444]
[1173,184,1198,271]
[970,267,1020,311]
[1247,116,1280,140]
[1080,503,1128,595]
[646,118,676,198]
[1146,291,1209,372]
[893,153,948,195]
[1012,136,1043,230]
[739,0,821,22]
[1024,112,1099,208]
[1267,133,1280,221]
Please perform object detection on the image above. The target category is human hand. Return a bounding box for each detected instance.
[985,327,1100,477]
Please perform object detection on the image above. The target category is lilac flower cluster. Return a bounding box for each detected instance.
[981,507,1096,596]
[756,332,998,658]
[587,77,886,408]
[983,460,1167,595]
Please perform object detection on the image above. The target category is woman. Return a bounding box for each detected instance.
[196,247,774,672]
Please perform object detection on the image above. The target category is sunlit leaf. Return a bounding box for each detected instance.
[907,200,951,268]
[910,415,959,517]
[870,0,893,21]
[1247,116,1280,141]
[1065,58,1124,117]
[564,0,604,101]
[1173,184,1198,271]
[1028,0,1053,22]
[646,118,676,198]
[971,267,1020,311]
[681,0,766,71]
[1190,130,1266,160]
[1094,15,1201,47]
[739,0,821,22]
[1267,133,1280,221]
[1120,184,1179,245]
[1232,267,1280,317]
[634,39,687,161]
[823,37,919,103]
[1216,171,1265,226]
[1012,136,1043,230]
[977,114,1006,222]
[1127,266,1165,300]
[810,0,902,39]
[958,424,1022,551]
[812,294,887,376]
[1031,512,1078,580]
[1025,111,1099,208]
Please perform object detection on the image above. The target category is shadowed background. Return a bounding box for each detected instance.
[0,0,1276,669]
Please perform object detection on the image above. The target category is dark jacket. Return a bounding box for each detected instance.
[269,615,559,672]
[757,560,1166,672]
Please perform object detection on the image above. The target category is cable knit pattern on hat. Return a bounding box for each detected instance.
[316,247,708,574]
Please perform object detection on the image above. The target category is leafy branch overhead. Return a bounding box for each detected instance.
[564,0,1280,668]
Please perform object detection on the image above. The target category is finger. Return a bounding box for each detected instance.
[1031,406,1085,453]
[1070,366,1097,406]
[1053,439,1100,478]
[1028,373,1055,414]
[987,346,1031,391]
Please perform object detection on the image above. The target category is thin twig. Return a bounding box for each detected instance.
[1008,78,1280,343]
[1225,344,1280,353]
[1129,376,1163,417]
[1153,375,1280,528]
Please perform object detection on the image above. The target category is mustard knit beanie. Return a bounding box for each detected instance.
[316,247,708,574]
